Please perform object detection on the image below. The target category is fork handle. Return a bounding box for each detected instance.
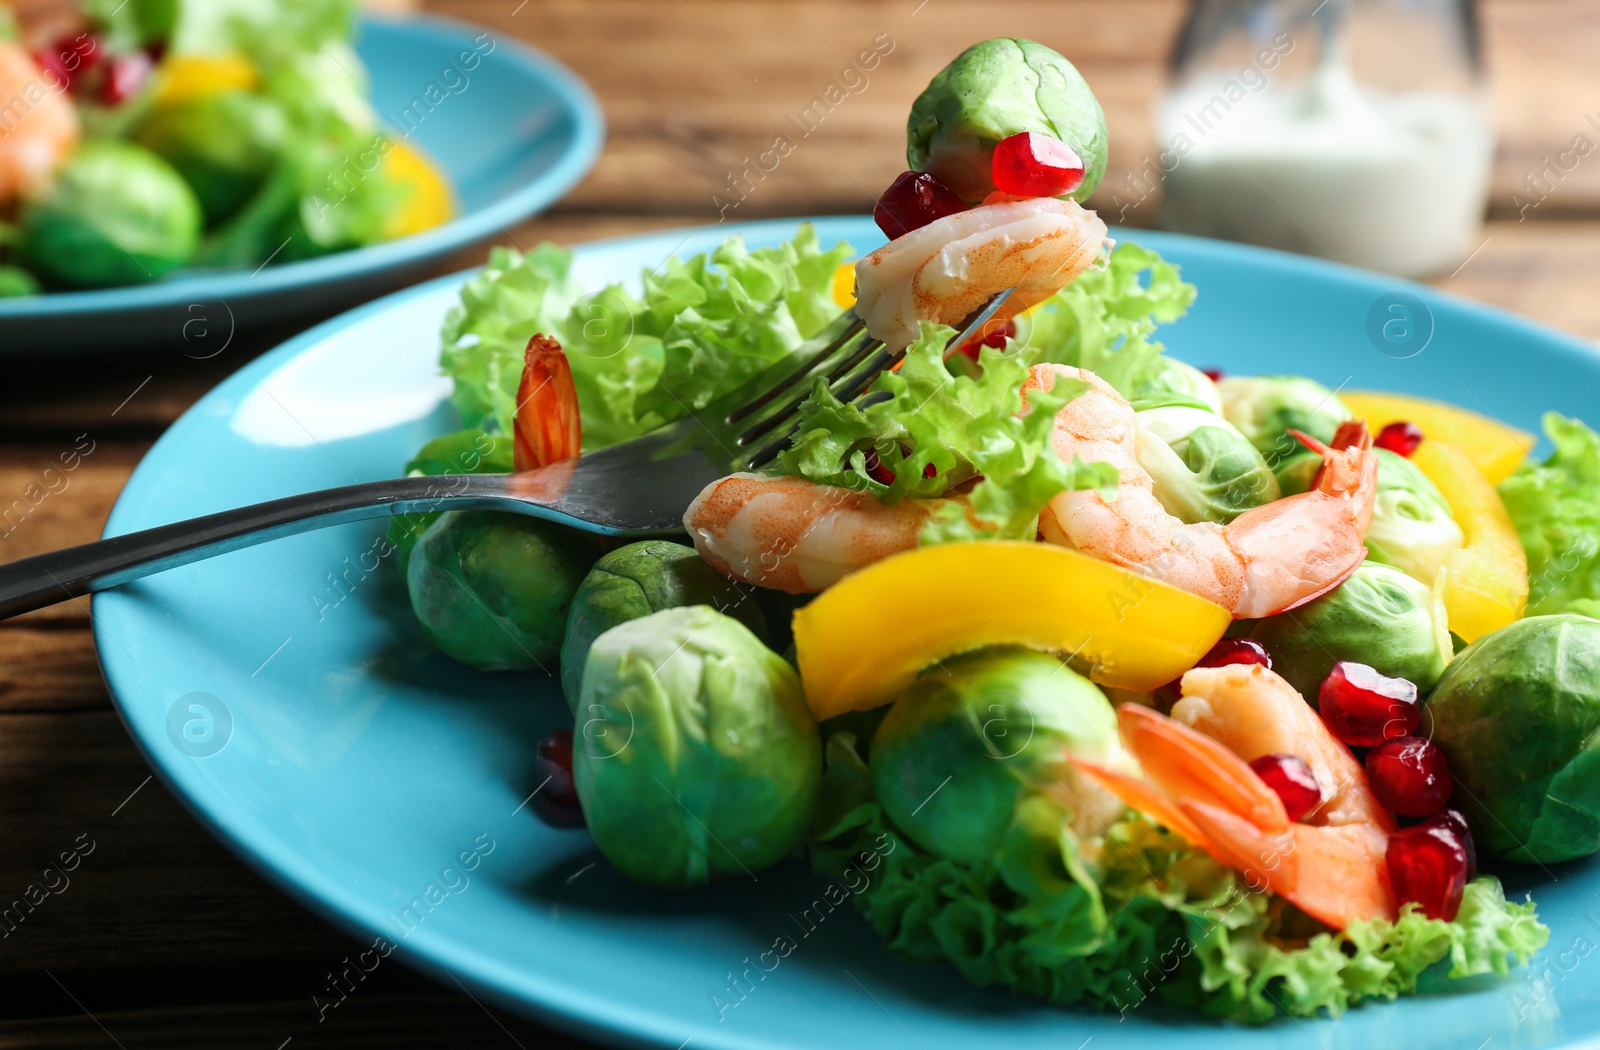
[0,473,562,620]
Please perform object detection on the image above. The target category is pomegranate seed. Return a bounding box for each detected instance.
[1196,637,1272,670]
[1250,754,1322,822]
[1375,421,1424,457]
[862,447,896,485]
[35,34,101,94]
[1201,368,1224,382]
[991,132,1086,198]
[531,728,585,829]
[922,462,937,479]
[100,50,153,106]
[874,170,968,240]
[959,319,1016,359]
[1317,661,1419,747]
[1366,735,1452,817]
[1387,822,1469,921]
[1424,808,1477,882]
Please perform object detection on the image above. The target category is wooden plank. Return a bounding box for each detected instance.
[1432,219,1600,341]
[0,627,101,713]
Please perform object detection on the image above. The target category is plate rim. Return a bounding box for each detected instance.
[0,10,604,321]
[93,217,1600,1048]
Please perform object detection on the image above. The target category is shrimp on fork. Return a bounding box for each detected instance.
[1025,365,1378,618]
[1073,664,1397,930]
[854,197,1108,351]
[0,42,79,208]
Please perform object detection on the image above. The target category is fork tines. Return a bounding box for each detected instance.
[725,288,1017,472]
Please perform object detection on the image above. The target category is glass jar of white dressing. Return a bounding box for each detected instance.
[1157,0,1494,278]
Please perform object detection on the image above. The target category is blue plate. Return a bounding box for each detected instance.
[0,13,601,356]
[95,218,1600,1049]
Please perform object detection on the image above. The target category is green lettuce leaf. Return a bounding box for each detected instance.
[1500,413,1600,616]
[437,226,852,451]
[439,244,585,435]
[775,321,1116,543]
[813,732,1547,1023]
[1019,241,1197,399]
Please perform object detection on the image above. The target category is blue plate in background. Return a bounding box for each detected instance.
[94,218,1600,1049]
[0,13,602,356]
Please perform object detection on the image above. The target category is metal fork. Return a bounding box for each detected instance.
[0,291,1015,619]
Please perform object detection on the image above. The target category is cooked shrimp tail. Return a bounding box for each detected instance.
[1076,690,1396,930]
[1033,364,1379,618]
[513,334,582,471]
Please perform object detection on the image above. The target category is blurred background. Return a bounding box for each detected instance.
[1,0,1597,1046]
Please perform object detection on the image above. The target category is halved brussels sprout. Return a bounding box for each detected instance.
[1133,358,1222,414]
[1364,449,1465,586]
[406,510,598,671]
[1247,561,1449,700]
[906,38,1108,204]
[869,647,1127,864]
[560,540,768,708]
[1429,614,1600,864]
[574,606,820,887]
[1217,375,1351,469]
[1134,404,1280,524]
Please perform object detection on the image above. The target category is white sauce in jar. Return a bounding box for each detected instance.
[1158,61,1494,278]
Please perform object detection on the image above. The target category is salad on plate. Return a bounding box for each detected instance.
[0,0,452,293]
[389,37,1600,1023]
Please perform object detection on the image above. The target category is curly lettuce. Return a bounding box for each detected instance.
[439,226,852,451]
[1019,241,1197,399]
[813,733,1547,1023]
[1500,413,1600,617]
[775,321,1116,543]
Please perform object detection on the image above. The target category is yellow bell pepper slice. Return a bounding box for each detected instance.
[1410,440,1528,642]
[792,541,1231,721]
[380,140,455,240]
[1342,390,1535,485]
[153,53,260,106]
[830,262,856,309]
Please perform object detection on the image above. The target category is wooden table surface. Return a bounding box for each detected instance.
[3,1,1598,1045]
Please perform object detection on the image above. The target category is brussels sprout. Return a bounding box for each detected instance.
[1133,358,1222,414]
[1365,449,1465,585]
[573,606,820,887]
[137,91,288,223]
[869,647,1125,863]
[1247,562,1449,700]
[906,38,1108,204]
[406,510,598,671]
[18,142,201,287]
[1428,614,1600,864]
[1134,404,1280,524]
[1217,375,1352,469]
[560,540,768,708]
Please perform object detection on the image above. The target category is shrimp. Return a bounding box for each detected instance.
[1026,365,1377,618]
[854,197,1108,352]
[683,474,963,594]
[1073,664,1396,930]
[0,42,79,208]
[513,334,581,471]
